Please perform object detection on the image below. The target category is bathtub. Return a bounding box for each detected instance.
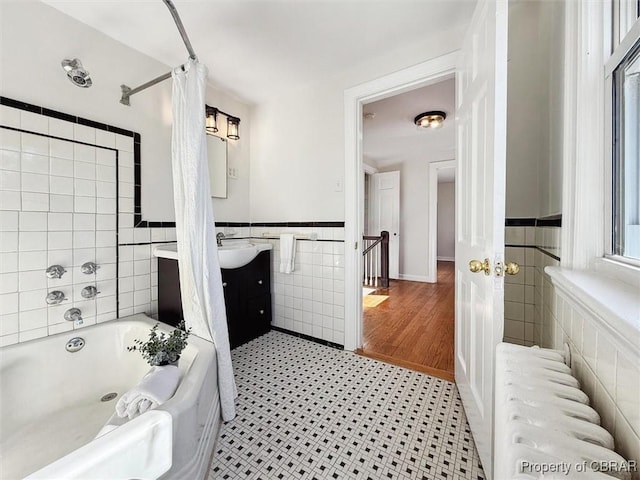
[0,314,220,480]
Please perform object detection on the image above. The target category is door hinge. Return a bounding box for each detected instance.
[355,241,358,250]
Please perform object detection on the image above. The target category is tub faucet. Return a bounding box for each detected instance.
[216,232,225,246]
[64,308,83,325]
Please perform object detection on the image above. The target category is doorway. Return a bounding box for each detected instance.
[356,79,457,380]
[343,53,459,353]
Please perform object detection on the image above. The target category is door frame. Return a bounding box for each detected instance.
[427,159,456,283]
[343,52,458,351]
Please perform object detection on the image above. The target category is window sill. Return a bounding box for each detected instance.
[545,265,640,359]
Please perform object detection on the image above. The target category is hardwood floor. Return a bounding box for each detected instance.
[359,261,455,382]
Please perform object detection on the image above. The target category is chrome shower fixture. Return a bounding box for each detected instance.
[61,58,92,88]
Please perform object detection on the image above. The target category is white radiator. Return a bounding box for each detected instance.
[494,342,632,479]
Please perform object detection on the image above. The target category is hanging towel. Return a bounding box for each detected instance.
[279,234,296,274]
[115,365,181,420]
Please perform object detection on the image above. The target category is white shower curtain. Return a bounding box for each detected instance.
[171,59,236,421]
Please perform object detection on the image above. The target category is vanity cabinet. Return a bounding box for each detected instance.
[157,250,272,348]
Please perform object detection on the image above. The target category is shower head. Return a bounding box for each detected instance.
[61,58,92,88]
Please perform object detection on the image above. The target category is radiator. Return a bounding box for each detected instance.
[494,342,632,479]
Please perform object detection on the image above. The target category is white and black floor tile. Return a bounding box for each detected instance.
[210,332,485,480]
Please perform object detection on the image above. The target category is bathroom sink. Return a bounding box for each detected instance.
[153,241,272,269]
[218,241,259,269]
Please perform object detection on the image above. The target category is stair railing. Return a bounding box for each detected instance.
[362,230,389,288]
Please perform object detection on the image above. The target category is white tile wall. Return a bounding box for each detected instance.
[248,226,345,345]
[542,278,640,473]
[504,220,638,469]
[503,224,561,347]
[0,109,119,343]
[0,104,167,344]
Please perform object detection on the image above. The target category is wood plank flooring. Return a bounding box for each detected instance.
[359,261,455,382]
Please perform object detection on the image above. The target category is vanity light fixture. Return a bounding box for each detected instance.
[414,111,447,129]
[227,116,240,140]
[205,106,218,133]
[205,104,240,140]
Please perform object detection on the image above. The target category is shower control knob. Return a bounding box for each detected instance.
[81,286,100,299]
[64,308,82,323]
[46,265,67,279]
[81,262,99,275]
[46,290,67,305]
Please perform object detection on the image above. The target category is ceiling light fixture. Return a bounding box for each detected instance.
[414,111,446,129]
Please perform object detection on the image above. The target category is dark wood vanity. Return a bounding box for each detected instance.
[157,250,272,348]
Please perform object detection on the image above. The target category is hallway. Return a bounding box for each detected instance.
[360,261,455,382]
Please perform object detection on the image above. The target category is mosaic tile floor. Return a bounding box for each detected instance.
[210,332,486,480]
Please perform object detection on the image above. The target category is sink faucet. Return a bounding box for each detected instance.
[216,232,225,246]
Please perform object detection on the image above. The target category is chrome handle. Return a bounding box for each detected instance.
[257,280,263,285]
[222,282,228,287]
[46,290,67,305]
[469,258,491,276]
[81,262,99,275]
[46,265,67,279]
[81,286,100,299]
[64,308,82,323]
[259,309,264,315]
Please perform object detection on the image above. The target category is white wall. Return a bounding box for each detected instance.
[0,1,250,224]
[377,161,428,281]
[249,25,467,222]
[506,0,564,219]
[437,182,455,260]
[506,1,545,218]
[540,0,564,217]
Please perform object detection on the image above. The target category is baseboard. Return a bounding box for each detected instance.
[437,256,455,262]
[397,274,430,282]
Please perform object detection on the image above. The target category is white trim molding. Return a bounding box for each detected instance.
[561,0,607,270]
[397,274,430,283]
[343,51,458,351]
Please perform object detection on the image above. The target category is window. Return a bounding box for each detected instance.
[608,3,640,263]
[612,39,640,260]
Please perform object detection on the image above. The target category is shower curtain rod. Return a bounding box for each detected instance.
[120,0,197,106]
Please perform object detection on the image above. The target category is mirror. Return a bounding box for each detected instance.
[207,134,228,198]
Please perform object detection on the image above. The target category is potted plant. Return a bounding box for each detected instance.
[128,320,191,366]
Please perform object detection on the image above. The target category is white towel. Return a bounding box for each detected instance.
[115,365,181,420]
[279,233,296,274]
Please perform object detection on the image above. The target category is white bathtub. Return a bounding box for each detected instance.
[0,314,220,480]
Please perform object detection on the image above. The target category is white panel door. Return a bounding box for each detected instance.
[455,0,507,478]
[371,171,400,279]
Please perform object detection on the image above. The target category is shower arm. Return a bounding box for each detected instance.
[120,0,197,106]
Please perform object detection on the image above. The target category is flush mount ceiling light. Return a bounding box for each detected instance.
[414,111,446,129]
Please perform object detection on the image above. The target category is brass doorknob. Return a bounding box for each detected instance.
[469,258,491,276]
[505,261,520,275]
